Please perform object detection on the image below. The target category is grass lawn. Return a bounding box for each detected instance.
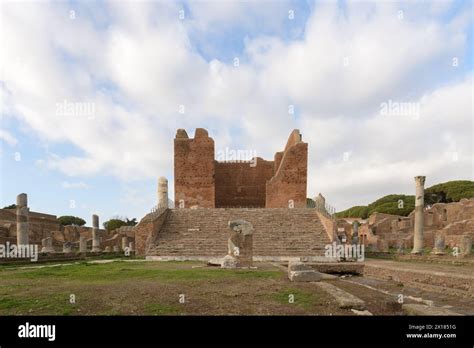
[0,261,347,315]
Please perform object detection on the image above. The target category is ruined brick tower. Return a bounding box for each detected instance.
[174,128,308,208]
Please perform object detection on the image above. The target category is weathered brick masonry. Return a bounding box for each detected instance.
[214,160,274,207]
[266,130,308,208]
[174,128,216,208]
[174,128,308,208]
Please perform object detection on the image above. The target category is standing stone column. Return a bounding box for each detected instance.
[314,193,326,213]
[16,193,29,246]
[412,176,426,254]
[91,214,101,252]
[431,233,445,255]
[121,236,128,251]
[158,177,168,208]
[79,236,87,253]
[460,235,472,256]
[352,221,359,244]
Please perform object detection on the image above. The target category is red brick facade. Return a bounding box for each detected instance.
[174,128,308,208]
[215,160,274,207]
[266,130,308,208]
[174,128,216,208]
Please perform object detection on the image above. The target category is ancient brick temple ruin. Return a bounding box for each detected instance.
[4,128,470,263]
[174,128,308,208]
[134,128,335,260]
[135,130,474,261]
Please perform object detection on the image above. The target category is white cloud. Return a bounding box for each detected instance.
[305,75,473,209]
[0,0,472,212]
[0,130,18,146]
[61,181,90,189]
[185,0,293,32]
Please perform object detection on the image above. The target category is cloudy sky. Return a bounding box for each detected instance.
[0,0,472,226]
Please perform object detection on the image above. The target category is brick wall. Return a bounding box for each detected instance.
[134,209,169,255]
[174,128,308,208]
[214,159,274,207]
[317,211,337,242]
[0,208,61,242]
[174,128,215,208]
[266,141,308,208]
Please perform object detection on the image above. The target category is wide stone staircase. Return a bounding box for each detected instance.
[146,208,331,259]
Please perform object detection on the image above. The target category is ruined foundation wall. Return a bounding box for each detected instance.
[409,199,474,231]
[359,199,474,250]
[0,209,60,243]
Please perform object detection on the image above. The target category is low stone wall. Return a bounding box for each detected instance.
[146,255,334,262]
[134,209,169,256]
[0,252,136,265]
[316,212,337,242]
[101,234,122,249]
[366,253,474,265]
[309,262,364,275]
[363,263,473,298]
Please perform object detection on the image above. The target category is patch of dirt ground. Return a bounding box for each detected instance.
[340,276,474,315]
[0,261,354,315]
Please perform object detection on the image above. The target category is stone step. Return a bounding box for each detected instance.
[147,208,332,257]
[315,282,366,310]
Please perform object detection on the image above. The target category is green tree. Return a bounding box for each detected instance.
[336,206,369,219]
[335,180,474,218]
[58,216,86,226]
[125,218,137,226]
[425,180,474,203]
[2,204,16,209]
[103,217,137,232]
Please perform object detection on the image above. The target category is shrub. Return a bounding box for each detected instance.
[58,216,86,226]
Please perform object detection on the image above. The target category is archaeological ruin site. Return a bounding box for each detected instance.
[2,1,473,345]
[1,128,473,319]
